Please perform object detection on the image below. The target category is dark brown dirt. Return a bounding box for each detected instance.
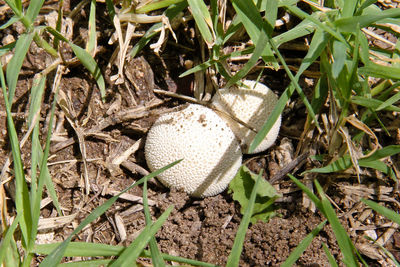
[1,1,399,266]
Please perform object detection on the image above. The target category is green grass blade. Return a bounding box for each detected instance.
[0,16,19,30]
[332,40,347,79]
[136,0,185,14]
[34,242,123,257]
[187,0,214,46]
[45,27,106,101]
[225,29,269,88]
[304,155,352,174]
[130,2,187,57]
[25,0,45,25]
[3,0,23,17]
[273,18,316,48]
[355,0,378,16]
[109,205,174,267]
[223,16,242,44]
[314,180,360,266]
[322,243,339,267]
[130,23,161,57]
[0,213,22,263]
[105,0,116,24]
[341,0,357,18]
[69,43,105,100]
[359,62,400,80]
[0,42,16,57]
[360,145,400,162]
[2,238,20,266]
[263,0,278,35]
[284,5,348,46]
[27,75,46,200]
[34,242,218,267]
[0,62,32,248]
[249,27,328,153]
[359,160,396,180]
[231,0,277,69]
[364,236,400,266]
[86,0,96,54]
[335,8,400,33]
[362,199,400,225]
[270,38,319,125]
[226,170,263,266]
[143,179,165,266]
[287,174,323,211]
[59,259,112,266]
[281,220,327,267]
[39,160,181,267]
[6,32,34,104]
[376,90,400,111]
[29,73,61,251]
[180,46,254,77]
[231,0,263,42]
[351,96,400,112]
[249,84,295,153]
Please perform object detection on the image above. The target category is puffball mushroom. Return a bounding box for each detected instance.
[144,104,242,198]
[212,80,281,154]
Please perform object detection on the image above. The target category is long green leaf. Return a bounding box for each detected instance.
[362,199,400,225]
[33,242,218,267]
[226,170,263,266]
[187,0,214,46]
[6,32,34,104]
[335,8,400,33]
[281,220,327,267]
[45,27,106,101]
[376,90,400,111]
[249,27,328,153]
[130,2,187,57]
[25,0,46,25]
[0,61,32,248]
[225,28,269,87]
[39,160,181,267]
[288,174,323,212]
[69,43,105,100]
[86,0,97,53]
[143,179,165,267]
[359,63,400,80]
[361,145,400,162]
[341,0,357,18]
[0,16,19,30]
[351,96,400,112]
[29,71,61,252]
[109,205,174,267]
[136,0,185,13]
[314,181,360,266]
[28,76,46,199]
[285,5,348,46]
[0,213,22,263]
[231,0,277,68]
[323,243,339,267]
[105,0,116,24]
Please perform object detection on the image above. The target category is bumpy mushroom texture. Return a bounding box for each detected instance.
[212,80,281,154]
[144,104,242,198]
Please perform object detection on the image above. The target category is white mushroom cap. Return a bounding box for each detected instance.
[144,104,242,197]
[211,80,281,154]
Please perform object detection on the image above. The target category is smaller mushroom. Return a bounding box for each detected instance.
[211,80,281,154]
[144,104,242,197]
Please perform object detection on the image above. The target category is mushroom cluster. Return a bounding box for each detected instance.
[145,80,280,197]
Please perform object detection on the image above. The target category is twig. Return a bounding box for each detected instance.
[269,152,309,184]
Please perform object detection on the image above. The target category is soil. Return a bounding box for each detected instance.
[1,1,400,266]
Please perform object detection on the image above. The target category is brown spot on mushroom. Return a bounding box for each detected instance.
[198,114,206,123]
